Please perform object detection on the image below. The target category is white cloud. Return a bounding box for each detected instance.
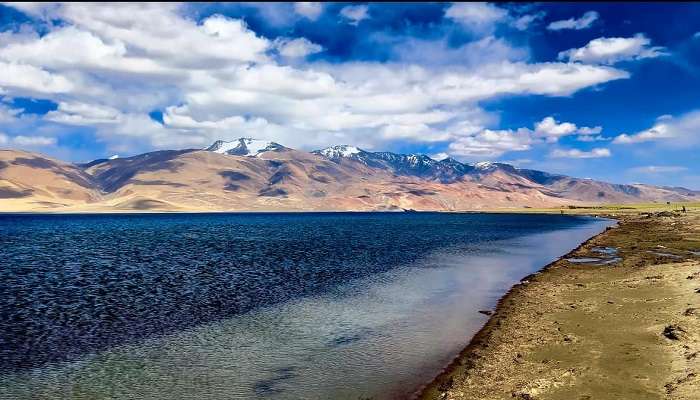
[628,165,688,174]
[380,123,447,141]
[534,116,602,142]
[512,11,546,31]
[535,116,576,139]
[12,135,57,146]
[448,128,533,157]
[613,111,700,146]
[577,126,603,135]
[45,101,122,125]
[614,127,671,144]
[445,3,543,34]
[0,2,631,155]
[274,37,323,58]
[430,152,450,161]
[392,36,527,67]
[23,3,271,68]
[558,34,667,64]
[294,2,323,21]
[0,61,75,94]
[576,135,608,142]
[550,147,611,158]
[444,2,508,34]
[339,5,370,26]
[547,11,599,31]
[0,132,8,144]
[0,103,23,122]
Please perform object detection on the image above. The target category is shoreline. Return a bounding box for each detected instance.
[413,216,619,399]
[417,209,700,399]
[0,201,696,215]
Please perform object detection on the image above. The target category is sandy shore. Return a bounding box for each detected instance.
[419,210,700,399]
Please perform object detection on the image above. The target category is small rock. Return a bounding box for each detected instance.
[512,391,534,399]
[683,308,698,316]
[663,325,686,340]
[478,310,493,316]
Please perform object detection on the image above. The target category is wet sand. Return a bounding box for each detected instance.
[420,210,700,399]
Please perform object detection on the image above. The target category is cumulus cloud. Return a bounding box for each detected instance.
[550,147,611,158]
[614,111,700,145]
[444,2,508,34]
[45,101,122,125]
[0,61,75,95]
[448,128,533,157]
[442,115,605,158]
[0,2,630,156]
[0,132,8,144]
[294,2,323,21]
[274,37,323,58]
[532,116,602,142]
[13,3,271,68]
[534,116,576,141]
[558,34,667,64]
[339,5,370,26]
[628,165,688,174]
[547,11,599,31]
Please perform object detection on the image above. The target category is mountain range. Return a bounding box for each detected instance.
[0,138,697,212]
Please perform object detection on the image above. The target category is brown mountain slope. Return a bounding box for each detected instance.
[0,144,696,212]
[0,150,101,211]
[80,149,569,211]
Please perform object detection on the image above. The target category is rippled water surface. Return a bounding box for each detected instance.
[0,212,612,399]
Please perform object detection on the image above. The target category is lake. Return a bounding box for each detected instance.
[0,212,612,399]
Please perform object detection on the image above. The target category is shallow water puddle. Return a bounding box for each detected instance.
[592,246,618,256]
[566,257,603,263]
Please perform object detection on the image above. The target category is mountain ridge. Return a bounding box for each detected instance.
[0,139,696,212]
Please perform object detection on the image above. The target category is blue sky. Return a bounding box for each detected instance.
[0,3,698,188]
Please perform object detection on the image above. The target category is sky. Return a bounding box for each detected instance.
[0,2,698,188]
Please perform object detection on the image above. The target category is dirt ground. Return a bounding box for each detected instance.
[420,210,700,400]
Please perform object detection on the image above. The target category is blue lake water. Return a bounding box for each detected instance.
[0,212,613,399]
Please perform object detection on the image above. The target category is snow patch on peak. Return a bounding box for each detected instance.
[315,145,363,159]
[205,140,239,154]
[206,138,282,157]
[242,138,275,156]
[108,154,120,160]
[474,161,496,170]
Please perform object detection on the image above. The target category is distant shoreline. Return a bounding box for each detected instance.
[417,208,700,399]
[0,201,696,215]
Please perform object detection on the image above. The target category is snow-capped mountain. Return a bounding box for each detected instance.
[206,138,286,157]
[4,140,697,212]
[313,145,476,181]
